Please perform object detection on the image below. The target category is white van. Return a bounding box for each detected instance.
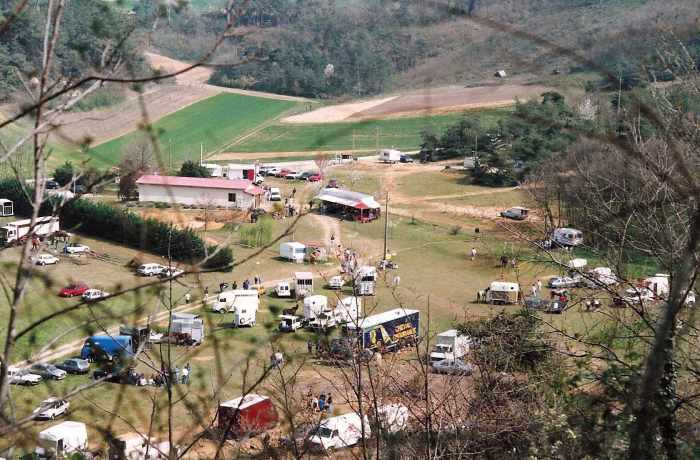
[354,266,377,296]
[137,263,164,277]
[380,149,402,164]
[275,281,291,297]
[269,187,282,202]
[307,413,371,451]
[552,228,583,247]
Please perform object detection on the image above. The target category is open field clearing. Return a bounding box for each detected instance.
[216,110,505,155]
[88,93,299,167]
[283,84,552,123]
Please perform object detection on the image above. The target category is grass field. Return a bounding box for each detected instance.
[229,110,508,154]
[88,93,299,167]
[396,169,487,197]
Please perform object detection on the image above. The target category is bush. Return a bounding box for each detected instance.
[239,217,274,248]
[204,245,234,272]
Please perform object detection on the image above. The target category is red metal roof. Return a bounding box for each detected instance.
[136,175,263,195]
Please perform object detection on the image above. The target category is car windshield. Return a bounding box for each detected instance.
[435,344,452,352]
[317,427,333,438]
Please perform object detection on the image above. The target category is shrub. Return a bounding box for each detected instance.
[449,225,462,235]
[204,245,234,272]
[239,217,274,248]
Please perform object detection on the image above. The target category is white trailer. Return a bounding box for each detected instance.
[275,281,291,297]
[335,296,362,325]
[307,412,371,451]
[232,292,259,327]
[354,266,377,296]
[484,281,520,305]
[108,433,176,459]
[379,149,402,164]
[0,199,13,216]
[552,227,583,247]
[0,216,59,245]
[212,289,259,314]
[171,313,204,345]
[376,404,409,433]
[429,330,471,363]
[280,242,306,263]
[35,421,88,458]
[303,295,329,321]
[294,272,314,298]
[224,163,259,181]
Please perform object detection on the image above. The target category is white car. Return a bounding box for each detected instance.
[547,275,582,289]
[82,289,109,301]
[285,171,303,180]
[253,174,265,185]
[328,276,345,290]
[148,330,164,344]
[33,397,70,420]
[160,267,184,278]
[32,254,59,266]
[63,243,90,254]
[137,263,164,276]
[265,167,281,176]
[621,287,655,305]
[431,359,473,376]
[269,187,282,202]
[8,367,42,385]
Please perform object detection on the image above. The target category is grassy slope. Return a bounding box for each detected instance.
[230,109,507,153]
[88,93,299,167]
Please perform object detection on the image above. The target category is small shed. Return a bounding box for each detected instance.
[0,199,13,216]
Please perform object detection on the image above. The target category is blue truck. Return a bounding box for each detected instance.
[80,335,134,362]
[345,308,420,351]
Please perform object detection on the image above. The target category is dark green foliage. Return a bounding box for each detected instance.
[178,160,211,178]
[53,162,75,186]
[0,0,145,101]
[203,245,234,271]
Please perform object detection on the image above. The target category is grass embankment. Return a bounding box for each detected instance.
[229,110,507,153]
[88,93,299,167]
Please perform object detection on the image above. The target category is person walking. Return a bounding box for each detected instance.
[233,281,238,290]
[511,257,518,269]
[307,340,313,354]
[204,286,209,297]
[393,275,401,287]
[500,255,508,269]
[536,279,542,293]
[326,395,333,414]
[174,366,180,384]
[181,365,189,384]
[184,293,191,304]
[470,247,477,261]
[531,283,538,298]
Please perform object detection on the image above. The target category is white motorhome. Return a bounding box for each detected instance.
[552,228,583,247]
[379,149,402,164]
[212,289,259,314]
[354,266,377,296]
[429,330,471,363]
[643,274,670,299]
[280,242,306,263]
[294,272,314,298]
[335,296,362,325]
[171,313,204,345]
[376,404,409,433]
[307,412,371,451]
[35,421,88,458]
[0,216,59,245]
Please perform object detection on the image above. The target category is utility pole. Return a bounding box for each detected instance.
[168,138,172,172]
[383,192,389,261]
[375,128,379,152]
[352,129,356,152]
[200,143,204,165]
[617,73,622,118]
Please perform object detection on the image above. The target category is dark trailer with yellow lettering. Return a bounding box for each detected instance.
[345,308,420,352]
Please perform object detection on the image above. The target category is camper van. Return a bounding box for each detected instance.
[380,149,402,164]
[211,289,259,314]
[280,242,306,263]
[354,266,377,296]
[307,413,371,451]
[484,281,520,305]
[552,228,584,247]
[294,272,314,298]
[35,421,88,458]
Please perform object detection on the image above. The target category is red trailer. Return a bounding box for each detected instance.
[218,394,278,438]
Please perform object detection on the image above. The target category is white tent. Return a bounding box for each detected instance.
[36,421,88,457]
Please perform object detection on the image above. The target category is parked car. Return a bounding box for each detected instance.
[33,254,59,266]
[326,179,340,188]
[399,154,414,163]
[160,267,184,278]
[253,174,265,185]
[8,367,42,385]
[33,397,70,420]
[137,263,164,276]
[265,167,281,176]
[82,289,109,301]
[30,363,67,380]
[59,282,89,297]
[59,281,89,298]
[285,171,303,180]
[45,180,59,190]
[269,187,282,202]
[63,243,90,254]
[148,330,164,344]
[500,206,530,220]
[307,173,322,182]
[276,168,291,178]
[547,275,582,289]
[56,358,90,375]
[431,359,473,376]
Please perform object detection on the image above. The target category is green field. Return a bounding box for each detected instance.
[88,93,299,167]
[229,110,508,153]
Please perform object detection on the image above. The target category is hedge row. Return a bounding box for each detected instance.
[0,179,233,271]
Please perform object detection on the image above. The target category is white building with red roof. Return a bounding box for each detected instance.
[136,175,264,209]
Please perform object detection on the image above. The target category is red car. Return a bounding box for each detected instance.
[307,174,322,182]
[276,168,291,178]
[59,282,89,297]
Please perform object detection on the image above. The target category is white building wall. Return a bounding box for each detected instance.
[137,184,255,209]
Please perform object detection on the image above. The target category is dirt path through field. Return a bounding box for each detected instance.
[209,149,376,161]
